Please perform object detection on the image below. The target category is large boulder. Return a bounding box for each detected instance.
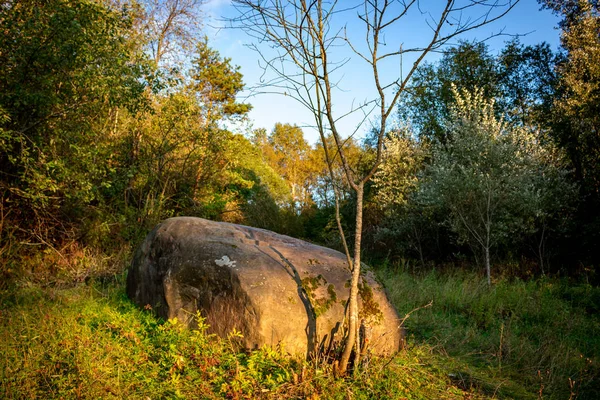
[127,217,403,357]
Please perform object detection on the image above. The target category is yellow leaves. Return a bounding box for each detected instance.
[122,330,140,345]
[172,354,186,371]
[449,85,505,139]
[556,2,600,116]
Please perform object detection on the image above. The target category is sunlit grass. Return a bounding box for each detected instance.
[1,264,598,399]
[1,274,492,399]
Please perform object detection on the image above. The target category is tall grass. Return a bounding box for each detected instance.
[2,256,598,399]
[379,265,600,399]
[1,274,498,399]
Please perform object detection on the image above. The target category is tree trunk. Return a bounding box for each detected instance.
[485,208,491,286]
[413,224,426,268]
[338,182,364,374]
[538,223,546,275]
[485,244,491,286]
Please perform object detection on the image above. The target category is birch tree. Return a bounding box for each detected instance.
[231,0,519,374]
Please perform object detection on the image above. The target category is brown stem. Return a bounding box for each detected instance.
[338,182,364,374]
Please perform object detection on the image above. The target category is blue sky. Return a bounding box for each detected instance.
[205,0,562,144]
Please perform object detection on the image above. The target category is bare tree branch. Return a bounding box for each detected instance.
[229,0,520,374]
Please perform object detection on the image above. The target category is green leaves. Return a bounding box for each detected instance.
[190,37,252,123]
[400,40,558,144]
[419,87,575,279]
[0,0,148,238]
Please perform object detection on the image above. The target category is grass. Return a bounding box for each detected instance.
[379,265,600,399]
[0,259,598,399]
[1,274,492,399]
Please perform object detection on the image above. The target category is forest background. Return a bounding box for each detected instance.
[1,0,598,284]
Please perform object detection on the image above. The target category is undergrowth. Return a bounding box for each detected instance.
[1,274,490,399]
[1,260,598,399]
[379,264,600,400]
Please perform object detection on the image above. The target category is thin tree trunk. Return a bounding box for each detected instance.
[485,244,491,286]
[539,223,546,275]
[231,0,519,376]
[485,184,492,286]
[413,224,426,268]
[338,182,364,374]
